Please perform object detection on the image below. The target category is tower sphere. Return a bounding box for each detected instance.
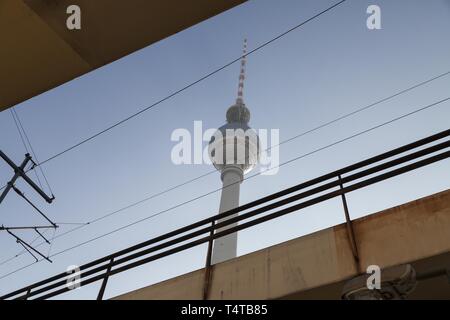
[208,102,259,175]
[226,102,251,123]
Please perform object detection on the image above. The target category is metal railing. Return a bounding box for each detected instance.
[1,129,449,300]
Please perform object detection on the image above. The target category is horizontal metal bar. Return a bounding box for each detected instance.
[3,131,449,300]
[0,225,56,231]
[19,149,450,300]
[33,150,450,300]
[80,139,450,281]
[5,129,449,300]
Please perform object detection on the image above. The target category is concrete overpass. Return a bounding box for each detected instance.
[114,188,450,300]
[0,0,245,112]
[1,130,448,300]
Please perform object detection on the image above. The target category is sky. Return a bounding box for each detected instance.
[0,0,449,299]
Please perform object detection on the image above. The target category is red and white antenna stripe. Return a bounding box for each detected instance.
[236,38,247,104]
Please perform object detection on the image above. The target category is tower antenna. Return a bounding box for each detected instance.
[236,38,247,105]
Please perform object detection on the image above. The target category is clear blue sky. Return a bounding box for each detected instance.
[0,0,449,299]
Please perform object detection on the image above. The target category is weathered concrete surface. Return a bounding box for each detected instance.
[113,189,450,300]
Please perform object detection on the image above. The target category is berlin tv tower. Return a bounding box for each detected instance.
[208,39,259,264]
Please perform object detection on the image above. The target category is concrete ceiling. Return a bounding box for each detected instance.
[0,0,245,112]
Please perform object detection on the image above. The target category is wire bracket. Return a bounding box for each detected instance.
[6,230,52,263]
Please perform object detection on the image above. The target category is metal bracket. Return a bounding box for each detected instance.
[7,230,52,263]
[12,185,57,227]
[0,151,54,204]
[97,258,115,300]
[203,220,216,300]
[338,175,360,264]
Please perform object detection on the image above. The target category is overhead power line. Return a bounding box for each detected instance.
[9,108,54,196]
[10,110,29,159]
[1,0,448,277]
[0,0,348,269]
[1,96,447,281]
[31,0,347,168]
[1,69,449,268]
[12,109,54,196]
[274,70,450,149]
[47,96,450,258]
[9,109,43,190]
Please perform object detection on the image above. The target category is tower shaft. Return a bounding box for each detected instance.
[211,166,243,265]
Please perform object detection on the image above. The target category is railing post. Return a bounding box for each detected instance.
[203,220,215,300]
[338,175,360,266]
[23,288,31,300]
[97,258,114,300]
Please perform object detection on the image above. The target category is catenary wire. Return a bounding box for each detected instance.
[9,109,44,190]
[1,0,448,278]
[11,108,54,196]
[0,229,49,266]
[0,0,348,262]
[1,70,449,268]
[1,96,447,281]
[48,96,450,258]
[32,0,348,168]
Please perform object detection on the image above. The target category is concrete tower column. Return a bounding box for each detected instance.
[211,165,243,265]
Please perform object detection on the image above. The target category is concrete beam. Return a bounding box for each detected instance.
[0,0,245,111]
[113,188,450,300]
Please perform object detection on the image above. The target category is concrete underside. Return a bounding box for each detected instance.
[113,188,450,300]
[0,0,245,112]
